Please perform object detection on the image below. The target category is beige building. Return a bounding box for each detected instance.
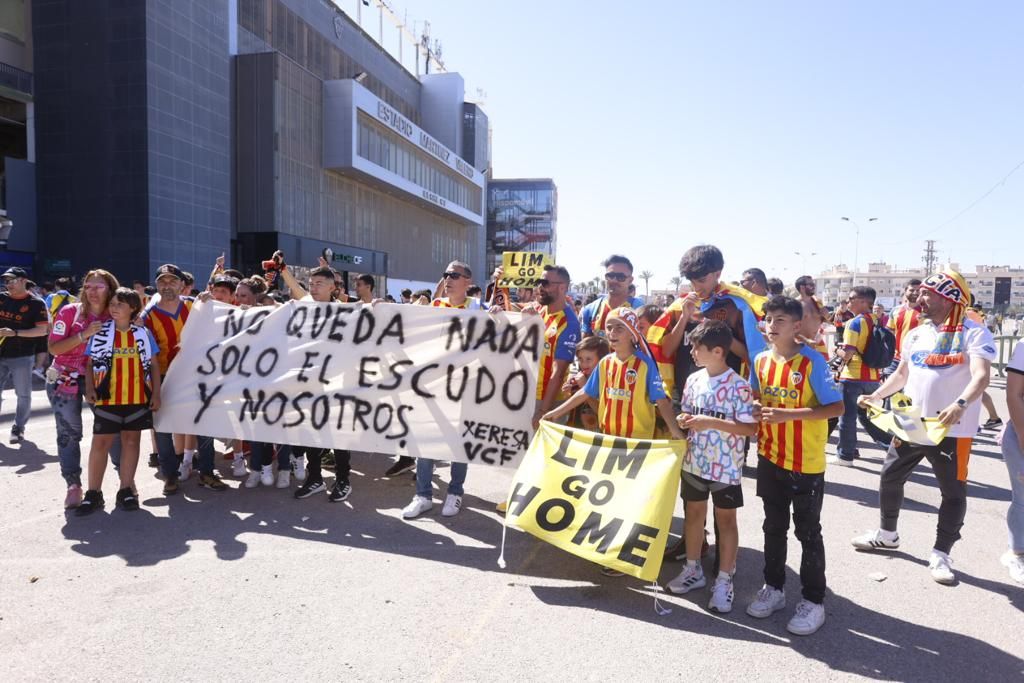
[817,262,1024,312]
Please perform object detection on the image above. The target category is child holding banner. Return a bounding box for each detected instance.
[561,335,610,432]
[747,296,844,635]
[667,320,758,613]
[543,306,685,575]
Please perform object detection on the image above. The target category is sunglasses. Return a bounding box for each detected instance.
[82,283,109,291]
[443,271,467,280]
[538,278,567,288]
[604,272,629,282]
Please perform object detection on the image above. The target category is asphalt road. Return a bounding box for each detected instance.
[2,375,1022,681]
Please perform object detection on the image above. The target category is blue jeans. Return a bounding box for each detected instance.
[1002,423,1024,553]
[0,355,34,430]
[156,431,215,478]
[838,381,879,460]
[47,382,122,485]
[416,458,467,498]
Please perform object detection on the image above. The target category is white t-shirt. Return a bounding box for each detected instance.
[680,367,756,485]
[1008,341,1024,375]
[901,318,997,438]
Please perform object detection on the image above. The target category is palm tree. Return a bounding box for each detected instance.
[639,270,654,297]
[669,275,682,292]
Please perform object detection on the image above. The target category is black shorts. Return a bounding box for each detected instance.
[92,404,153,434]
[681,471,744,509]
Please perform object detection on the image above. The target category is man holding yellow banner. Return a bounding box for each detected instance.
[853,271,996,586]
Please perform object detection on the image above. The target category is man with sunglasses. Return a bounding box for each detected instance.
[829,285,881,466]
[741,268,770,297]
[401,261,480,517]
[581,255,643,338]
[0,267,50,443]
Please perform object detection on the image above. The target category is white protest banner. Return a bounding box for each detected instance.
[155,301,542,467]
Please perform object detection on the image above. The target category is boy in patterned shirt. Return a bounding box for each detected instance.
[666,320,757,613]
[747,296,844,636]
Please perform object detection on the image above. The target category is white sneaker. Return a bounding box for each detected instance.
[442,494,463,517]
[666,563,706,595]
[245,471,261,489]
[260,465,274,487]
[1001,550,1024,584]
[708,574,734,613]
[746,584,786,618]
[178,461,193,481]
[402,495,433,519]
[786,599,826,636]
[826,455,853,467]
[928,550,956,585]
[851,529,900,551]
[293,457,306,482]
[231,455,247,478]
[275,470,291,489]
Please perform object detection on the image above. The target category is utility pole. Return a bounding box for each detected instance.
[923,239,937,275]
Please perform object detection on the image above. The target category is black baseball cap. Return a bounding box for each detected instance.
[154,264,185,281]
[212,274,238,290]
[1,266,28,279]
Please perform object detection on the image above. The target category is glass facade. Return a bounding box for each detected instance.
[486,180,557,275]
[356,113,482,214]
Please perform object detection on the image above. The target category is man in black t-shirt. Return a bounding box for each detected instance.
[0,267,50,443]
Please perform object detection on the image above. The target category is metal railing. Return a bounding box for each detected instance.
[994,335,1022,377]
[0,62,32,96]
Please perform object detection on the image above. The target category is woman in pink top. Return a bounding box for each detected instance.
[47,269,118,509]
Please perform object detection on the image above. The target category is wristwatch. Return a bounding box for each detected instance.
[955,398,967,408]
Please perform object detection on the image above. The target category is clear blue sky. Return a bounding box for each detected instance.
[382,0,1023,289]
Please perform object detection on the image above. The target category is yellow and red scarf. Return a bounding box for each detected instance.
[919,270,970,366]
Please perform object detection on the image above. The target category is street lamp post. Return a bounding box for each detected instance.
[794,251,817,275]
[840,216,878,287]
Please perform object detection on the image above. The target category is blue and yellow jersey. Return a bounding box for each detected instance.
[536,306,580,400]
[751,346,842,474]
[583,349,667,439]
[840,313,881,382]
[581,295,644,338]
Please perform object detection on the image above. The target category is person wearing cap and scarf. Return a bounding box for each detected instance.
[852,270,996,586]
[544,307,685,442]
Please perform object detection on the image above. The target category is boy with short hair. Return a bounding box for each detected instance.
[666,320,758,613]
[561,335,610,432]
[747,296,844,636]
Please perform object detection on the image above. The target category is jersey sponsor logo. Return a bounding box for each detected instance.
[910,350,953,370]
[606,387,632,399]
[982,345,995,354]
[763,385,800,400]
[53,320,66,336]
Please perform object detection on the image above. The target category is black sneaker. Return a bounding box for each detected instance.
[663,532,711,562]
[329,479,352,503]
[75,489,105,516]
[162,477,180,496]
[9,425,23,444]
[198,473,228,491]
[384,456,415,478]
[983,417,1004,430]
[148,452,159,468]
[116,487,139,511]
[295,478,326,499]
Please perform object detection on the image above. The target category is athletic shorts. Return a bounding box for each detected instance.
[92,404,153,434]
[681,470,744,509]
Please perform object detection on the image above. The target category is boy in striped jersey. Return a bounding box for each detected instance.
[544,307,683,442]
[747,296,844,636]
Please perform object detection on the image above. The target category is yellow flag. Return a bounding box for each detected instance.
[506,421,685,581]
[866,392,950,446]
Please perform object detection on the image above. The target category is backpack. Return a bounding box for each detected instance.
[860,315,896,369]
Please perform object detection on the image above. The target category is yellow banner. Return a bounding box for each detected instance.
[506,421,685,581]
[865,392,950,446]
[498,252,553,289]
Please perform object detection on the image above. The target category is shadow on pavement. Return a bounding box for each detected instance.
[0,440,58,475]
[527,546,1024,680]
